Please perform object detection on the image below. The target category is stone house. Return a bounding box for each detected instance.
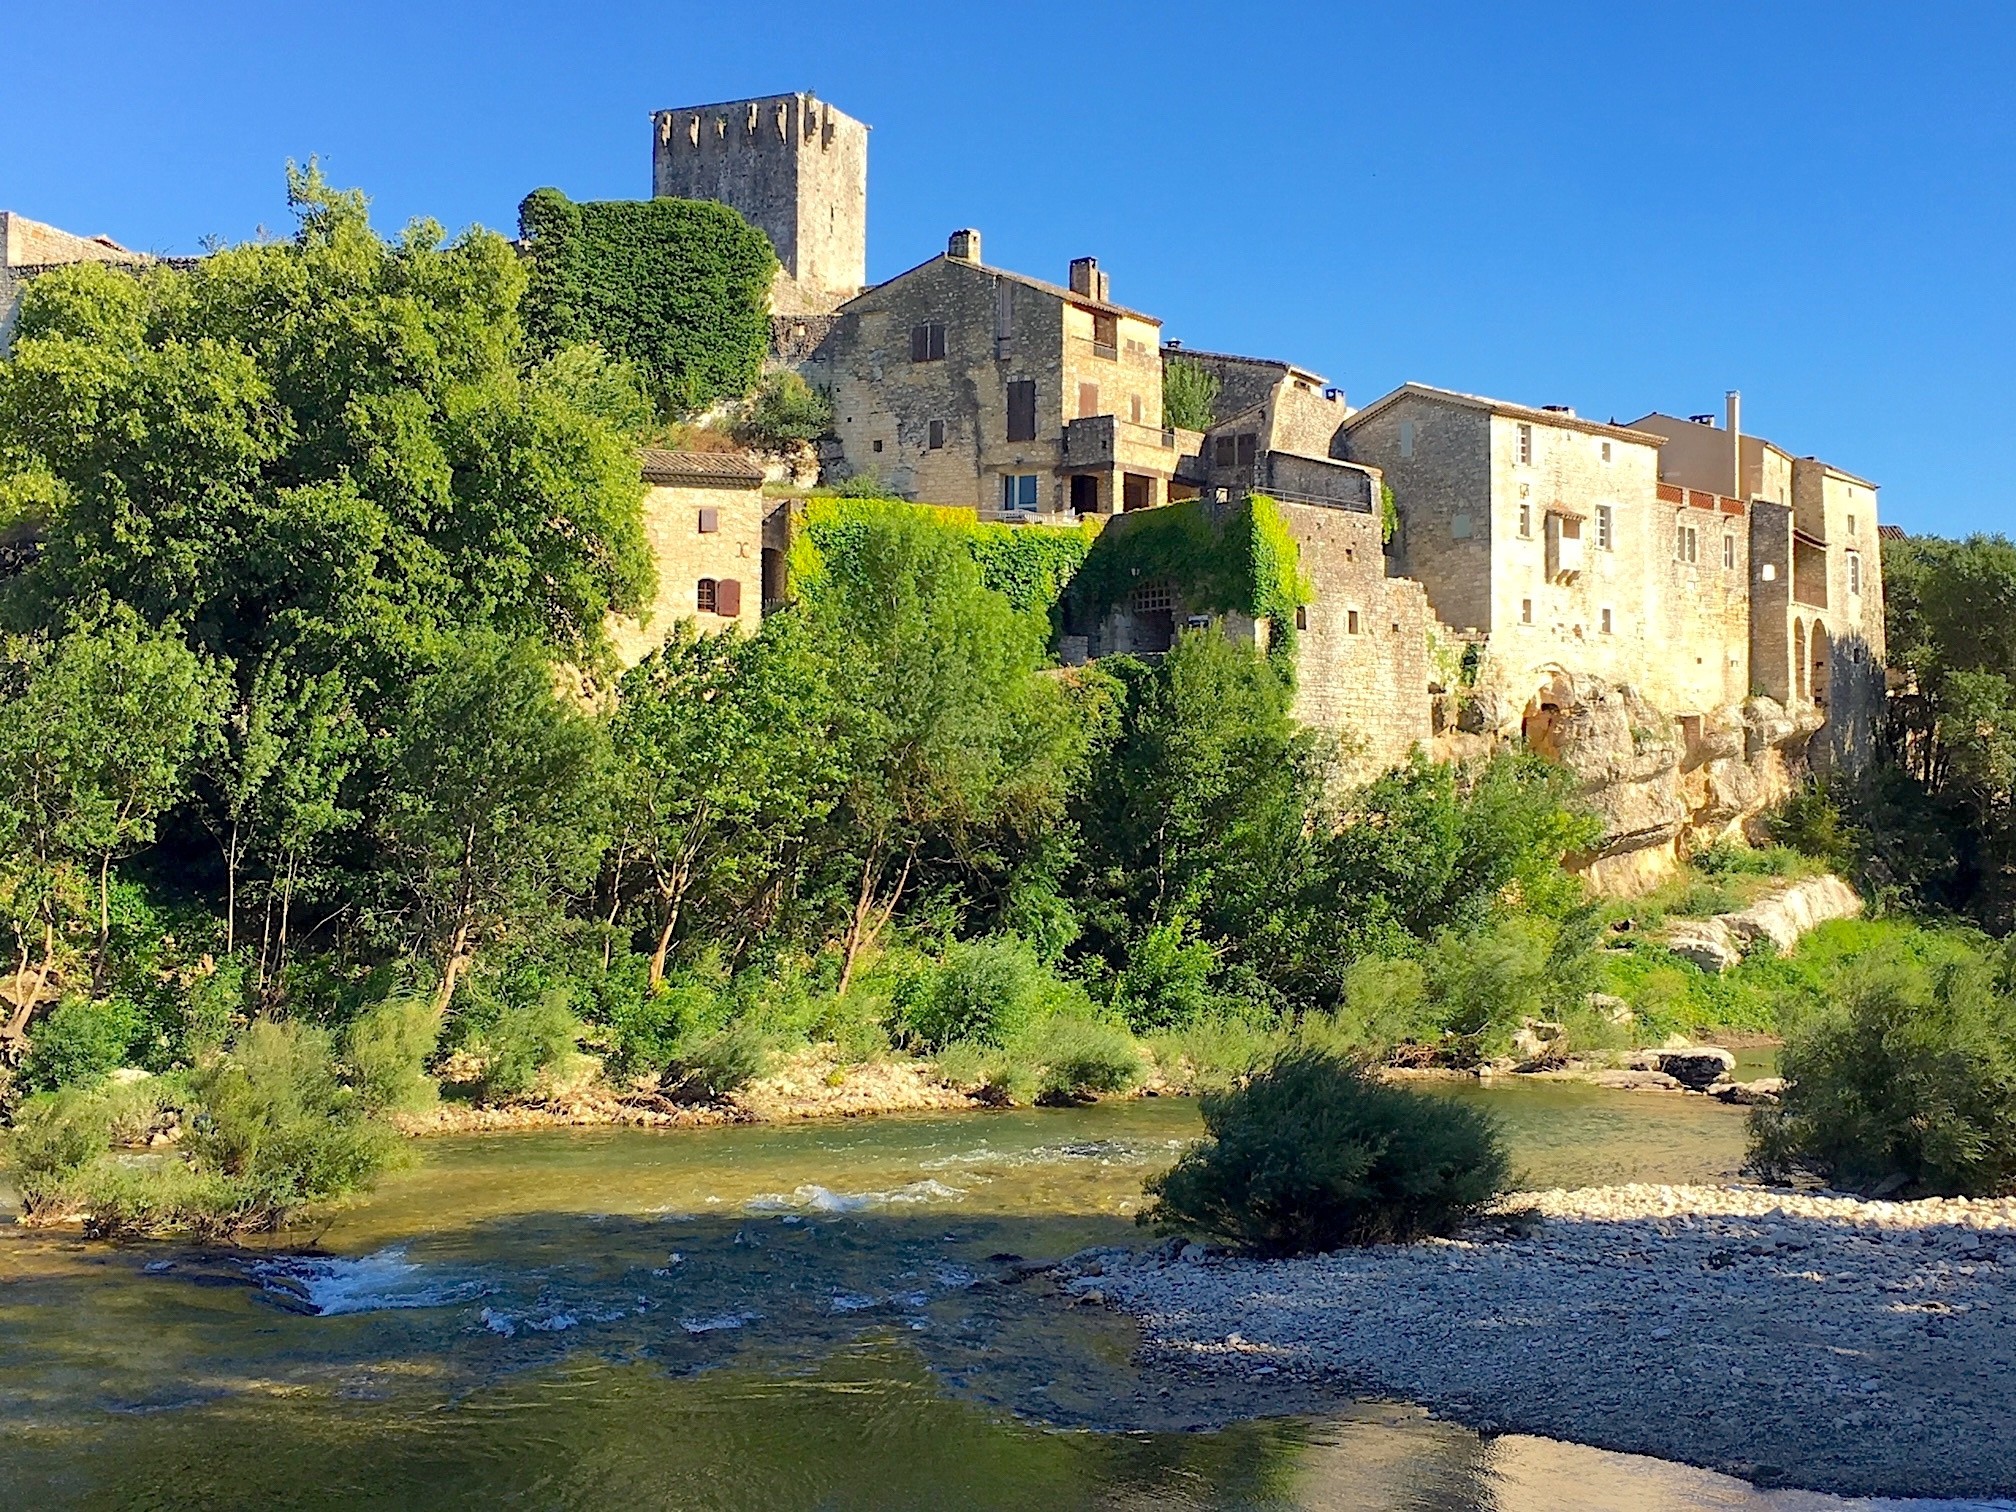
[1,211,152,354]
[1339,383,1753,719]
[605,449,768,666]
[1631,399,1886,769]
[801,230,1202,517]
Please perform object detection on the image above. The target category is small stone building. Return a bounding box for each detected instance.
[802,231,1202,517]
[606,449,767,666]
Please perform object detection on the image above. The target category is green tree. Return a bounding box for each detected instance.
[793,505,1089,990]
[609,620,845,988]
[0,608,227,1035]
[1161,358,1221,433]
[379,634,613,1008]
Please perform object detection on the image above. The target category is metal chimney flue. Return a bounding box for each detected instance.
[1725,390,1742,499]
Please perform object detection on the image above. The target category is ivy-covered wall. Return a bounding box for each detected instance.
[518,189,775,415]
[791,497,1099,623]
[1065,495,1311,663]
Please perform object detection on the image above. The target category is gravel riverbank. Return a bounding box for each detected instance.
[1066,1184,2016,1500]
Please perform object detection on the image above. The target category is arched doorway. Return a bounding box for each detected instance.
[1810,620,1830,709]
[1793,619,1808,702]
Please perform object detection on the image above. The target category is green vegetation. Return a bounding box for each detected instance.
[1142,1047,1510,1254]
[735,371,835,450]
[1750,929,2016,1197]
[517,188,775,415]
[1066,495,1310,664]
[1160,358,1220,433]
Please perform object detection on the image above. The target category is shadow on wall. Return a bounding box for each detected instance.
[1811,629,1884,776]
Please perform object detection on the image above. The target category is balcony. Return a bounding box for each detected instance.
[1061,415,1202,473]
[1657,481,1745,514]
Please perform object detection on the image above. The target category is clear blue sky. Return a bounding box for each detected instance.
[6,1,2010,535]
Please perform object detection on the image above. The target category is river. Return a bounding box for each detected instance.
[0,1077,1983,1509]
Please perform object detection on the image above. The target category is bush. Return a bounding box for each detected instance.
[1141,1048,1510,1254]
[1024,1014,1146,1103]
[1334,955,1435,1058]
[661,1021,771,1104]
[735,371,834,449]
[1750,938,2016,1197]
[19,997,142,1092]
[472,991,586,1101]
[1112,918,1218,1032]
[902,936,1053,1050]
[1426,915,1555,1061]
[344,995,442,1113]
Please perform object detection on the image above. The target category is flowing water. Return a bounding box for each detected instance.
[0,1078,1981,1509]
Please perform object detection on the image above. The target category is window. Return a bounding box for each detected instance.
[927,419,946,450]
[1346,609,1361,635]
[908,321,946,362]
[1676,523,1698,563]
[1132,583,1173,612]
[1848,550,1862,595]
[1451,512,1474,540]
[697,577,717,613]
[697,507,719,534]
[1596,504,1613,550]
[1078,382,1100,419]
[1516,422,1533,465]
[1235,432,1258,466]
[1518,503,1532,538]
[1006,380,1037,441]
[1129,393,1143,424]
[1600,606,1614,635]
[1398,420,1416,458]
[1214,435,1236,467]
[1000,473,1039,511]
[1294,605,1309,631]
[1520,598,1533,624]
[1091,312,1118,356]
[1723,533,1736,570]
[1601,440,1613,463]
[1847,512,1857,538]
[872,438,884,452]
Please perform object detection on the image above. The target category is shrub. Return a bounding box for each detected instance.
[19,997,142,1092]
[1749,938,2016,1197]
[735,371,834,450]
[1334,955,1435,1057]
[1023,1014,1146,1103]
[1141,1048,1510,1255]
[1426,916,1554,1061]
[344,995,442,1113]
[1161,358,1220,433]
[1112,918,1218,1032]
[472,992,586,1101]
[662,1022,771,1104]
[902,936,1052,1050]
[7,1085,118,1203]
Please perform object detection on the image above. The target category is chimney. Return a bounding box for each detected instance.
[1068,256,1109,303]
[1725,389,1742,498]
[946,228,981,263]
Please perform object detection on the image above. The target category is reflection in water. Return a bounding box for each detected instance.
[0,1081,1973,1510]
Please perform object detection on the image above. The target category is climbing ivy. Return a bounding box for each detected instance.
[791,497,1100,622]
[517,189,775,416]
[1065,495,1311,666]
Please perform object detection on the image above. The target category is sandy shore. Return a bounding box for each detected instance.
[1064,1184,2016,1500]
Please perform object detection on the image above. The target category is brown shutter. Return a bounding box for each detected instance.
[1078,382,1099,419]
[1236,433,1258,466]
[715,578,742,617]
[910,324,928,363]
[1006,380,1036,442]
[928,322,946,360]
[697,507,719,534]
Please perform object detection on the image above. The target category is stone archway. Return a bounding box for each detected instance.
[1793,618,1808,702]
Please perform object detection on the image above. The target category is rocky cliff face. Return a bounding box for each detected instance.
[1441,673,1824,897]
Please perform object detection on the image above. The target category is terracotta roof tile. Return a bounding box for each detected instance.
[638,449,765,487]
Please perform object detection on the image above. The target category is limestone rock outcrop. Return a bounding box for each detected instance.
[1664,873,1865,972]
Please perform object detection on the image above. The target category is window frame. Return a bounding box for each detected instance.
[909,321,946,362]
[1516,422,1533,466]
[1596,504,1614,551]
[696,577,718,614]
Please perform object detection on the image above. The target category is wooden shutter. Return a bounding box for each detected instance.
[1006,380,1036,442]
[1078,383,1100,419]
[1236,433,1258,466]
[910,324,928,362]
[715,578,742,617]
[697,507,719,534]
[928,322,946,360]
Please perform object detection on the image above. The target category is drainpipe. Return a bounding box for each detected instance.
[1725,390,1741,500]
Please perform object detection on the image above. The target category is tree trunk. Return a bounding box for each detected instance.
[648,896,681,991]
[224,821,240,955]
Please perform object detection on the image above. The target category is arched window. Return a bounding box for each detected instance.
[1793,619,1808,702]
[697,578,718,614]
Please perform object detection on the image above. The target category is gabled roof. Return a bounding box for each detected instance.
[1345,382,1664,445]
[1877,523,1907,541]
[639,449,765,487]
[841,253,1159,324]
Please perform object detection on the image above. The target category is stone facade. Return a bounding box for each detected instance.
[650,93,868,314]
[803,233,1194,516]
[0,211,150,353]
[605,450,766,666]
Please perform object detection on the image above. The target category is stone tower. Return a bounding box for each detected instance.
[651,92,868,313]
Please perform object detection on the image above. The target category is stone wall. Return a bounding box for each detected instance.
[651,93,868,305]
[0,211,151,353]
